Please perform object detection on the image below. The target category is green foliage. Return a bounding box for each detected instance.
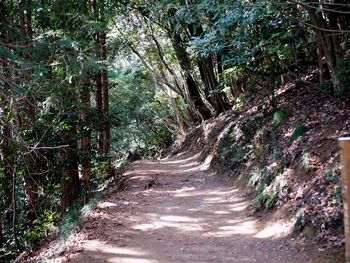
[249,164,288,210]
[255,189,279,210]
[59,194,103,243]
[109,62,173,158]
[337,56,350,96]
[273,109,290,129]
[222,144,253,168]
[20,212,59,251]
[293,209,305,232]
[290,122,308,142]
[322,167,342,202]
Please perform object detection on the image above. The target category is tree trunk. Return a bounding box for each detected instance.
[187,22,228,114]
[101,32,110,154]
[316,37,326,84]
[95,31,104,153]
[96,72,104,153]
[80,85,91,200]
[170,31,211,120]
[1,117,14,209]
[19,1,39,224]
[61,126,80,212]
[197,57,227,115]
[306,6,341,89]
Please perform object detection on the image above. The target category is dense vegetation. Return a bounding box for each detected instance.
[0,0,349,261]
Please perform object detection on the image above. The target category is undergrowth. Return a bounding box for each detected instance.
[58,193,105,251]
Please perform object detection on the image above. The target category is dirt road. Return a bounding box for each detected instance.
[59,153,341,263]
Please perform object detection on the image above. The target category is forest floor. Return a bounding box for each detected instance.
[32,152,344,263]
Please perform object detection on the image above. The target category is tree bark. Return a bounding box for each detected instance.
[96,73,104,153]
[95,31,104,153]
[101,32,110,154]
[19,1,39,224]
[305,5,342,89]
[80,85,91,200]
[170,31,212,120]
[197,57,227,115]
[61,125,80,212]
[186,22,228,114]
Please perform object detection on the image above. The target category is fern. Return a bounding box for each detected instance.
[273,109,290,129]
[290,122,308,142]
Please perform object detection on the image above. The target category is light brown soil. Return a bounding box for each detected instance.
[41,153,343,263]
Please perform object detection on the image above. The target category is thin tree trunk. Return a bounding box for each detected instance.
[1,113,14,210]
[101,32,110,154]
[80,85,91,200]
[19,1,39,224]
[0,218,3,247]
[96,72,104,153]
[12,167,21,251]
[316,37,326,84]
[95,31,104,153]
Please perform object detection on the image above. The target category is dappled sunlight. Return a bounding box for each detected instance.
[228,201,250,212]
[78,244,159,263]
[160,215,200,223]
[215,220,257,236]
[213,210,231,215]
[98,202,118,208]
[132,219,204,232]
[255,221,293,239]
[103,247,148,256]
[66,154,315,263]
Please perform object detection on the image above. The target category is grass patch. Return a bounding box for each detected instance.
[273,109,290,130]
[58,193,105,249]
[290,122,308,142]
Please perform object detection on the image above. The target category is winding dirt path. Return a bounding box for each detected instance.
[59,153,341,263]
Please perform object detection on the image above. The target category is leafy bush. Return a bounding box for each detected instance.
[20,212,59,251]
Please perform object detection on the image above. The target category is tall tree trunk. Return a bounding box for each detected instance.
[96,72,104,153]
[80,85,91,201]
[197,57,227,115]
[12,167,21,250]
[101,32,110,154]
[95,32,104,153]
[170,31,211,120]
[19,1,39,224]
[187,22,228,114]
[305,6,341,89]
